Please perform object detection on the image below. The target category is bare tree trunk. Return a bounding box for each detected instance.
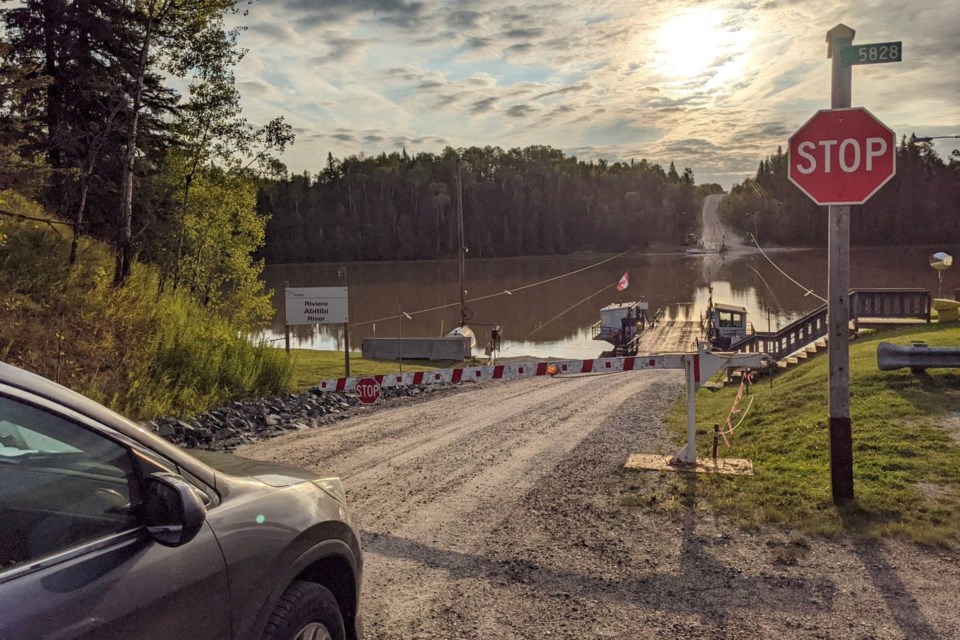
[115,0,157,286]
[69,179,89,264]
[171,173,193,290]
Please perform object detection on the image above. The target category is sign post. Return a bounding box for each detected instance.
[828,23,854,506]
[787,24,899,505]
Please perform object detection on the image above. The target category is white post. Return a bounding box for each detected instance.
[673,355,699,464]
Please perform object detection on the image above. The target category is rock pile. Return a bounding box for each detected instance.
[148,384,454,450]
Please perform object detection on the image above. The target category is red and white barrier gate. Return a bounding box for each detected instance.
[316,344,771,466]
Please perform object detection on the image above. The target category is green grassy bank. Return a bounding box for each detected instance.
[287,349,449,391]
[634,324,960,546]
[0,193,462,417]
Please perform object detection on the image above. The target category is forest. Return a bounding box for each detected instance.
[723,139,960,247]
[0,0,293,414]
[257,147,706,264]
[1,0,291,306]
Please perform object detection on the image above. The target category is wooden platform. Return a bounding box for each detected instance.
[625,453,755,476]
[635,320,701,354]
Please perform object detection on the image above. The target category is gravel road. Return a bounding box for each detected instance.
[700,193,751,252]
[240,372,960,639]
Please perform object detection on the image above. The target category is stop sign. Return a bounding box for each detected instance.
[355,377,381,404]
[788,107,896,205]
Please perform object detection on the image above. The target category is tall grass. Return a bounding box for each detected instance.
[0,193,291,419]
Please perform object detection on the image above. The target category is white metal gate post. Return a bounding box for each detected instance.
[674,354,698,464]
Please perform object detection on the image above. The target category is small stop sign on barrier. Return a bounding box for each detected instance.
[355,377,381,405]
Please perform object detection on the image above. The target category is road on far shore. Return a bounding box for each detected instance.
[240,372,960,639]
[700,193,752,253]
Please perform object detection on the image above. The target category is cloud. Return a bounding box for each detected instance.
[447,10,484,29]
[504,43,534,56]
[506,104,537,118]
[470,97,498,114]
[231,0,960,187]
[534,83,590,100]
[260,0,425,28]
[237,80,274,97]
[504,28,543,39]
[312,32,368,63]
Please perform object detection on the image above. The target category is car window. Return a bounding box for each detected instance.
[0,396,140,571]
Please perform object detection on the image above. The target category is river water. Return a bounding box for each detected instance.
[258,245,956,360]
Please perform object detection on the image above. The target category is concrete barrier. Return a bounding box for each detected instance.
[932,298,960,322]
[362,337,471,361]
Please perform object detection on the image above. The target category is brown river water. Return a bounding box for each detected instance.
[258,245,957,360]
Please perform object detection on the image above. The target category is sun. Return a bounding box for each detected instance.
[654,9,731,79]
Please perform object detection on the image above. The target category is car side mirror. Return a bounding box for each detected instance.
[142,472,207,547]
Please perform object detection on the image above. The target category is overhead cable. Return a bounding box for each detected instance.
[348,245,639,328]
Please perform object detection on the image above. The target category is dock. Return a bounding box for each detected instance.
[634,320,701,354]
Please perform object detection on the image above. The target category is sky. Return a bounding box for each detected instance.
[230,0,960,187]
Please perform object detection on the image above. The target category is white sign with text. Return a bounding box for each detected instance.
[285,287,349,325]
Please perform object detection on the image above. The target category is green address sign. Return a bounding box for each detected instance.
[842,42,902,65]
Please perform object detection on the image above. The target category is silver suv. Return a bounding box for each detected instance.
[0,362,363,640]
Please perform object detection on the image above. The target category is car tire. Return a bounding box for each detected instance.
[262,581,345,640]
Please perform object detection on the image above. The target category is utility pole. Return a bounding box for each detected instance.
[340,266,350,377]
[826,23,855,504]
[398,300,406,374]
[284,280,291,353]
[456,158,467,326]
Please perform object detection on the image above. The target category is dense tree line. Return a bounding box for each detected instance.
[257,147,700,263]
[724,140,960,247]
[0,0,290,321]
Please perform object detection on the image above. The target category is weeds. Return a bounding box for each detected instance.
[0,196,291,419]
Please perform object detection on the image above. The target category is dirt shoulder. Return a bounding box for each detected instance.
[239,372,960,639]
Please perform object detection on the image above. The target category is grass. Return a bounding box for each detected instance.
[287,349,457,390]
[0,192,292,419]
[634,323,960,546]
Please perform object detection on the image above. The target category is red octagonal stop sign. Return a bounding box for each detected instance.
[355,377,381,404]
[788,107,896,205]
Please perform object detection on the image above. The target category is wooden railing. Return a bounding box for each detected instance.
[726,288,929,361]
[850,288,930,329]
[729,305,828,360]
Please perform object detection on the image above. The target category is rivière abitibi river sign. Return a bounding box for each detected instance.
[788,107,896,206]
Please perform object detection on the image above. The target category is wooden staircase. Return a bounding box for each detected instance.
[777,337,828,370]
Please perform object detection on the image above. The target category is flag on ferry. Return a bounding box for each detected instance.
[616,271,629,291]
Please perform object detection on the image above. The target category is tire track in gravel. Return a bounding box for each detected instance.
[241,370,684,639]
[240,369,960,640]
[241,376,587,480]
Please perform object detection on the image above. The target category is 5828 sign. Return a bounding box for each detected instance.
[842,42,902,66]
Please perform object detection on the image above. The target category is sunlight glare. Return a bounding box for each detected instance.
[655,10,731,79]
